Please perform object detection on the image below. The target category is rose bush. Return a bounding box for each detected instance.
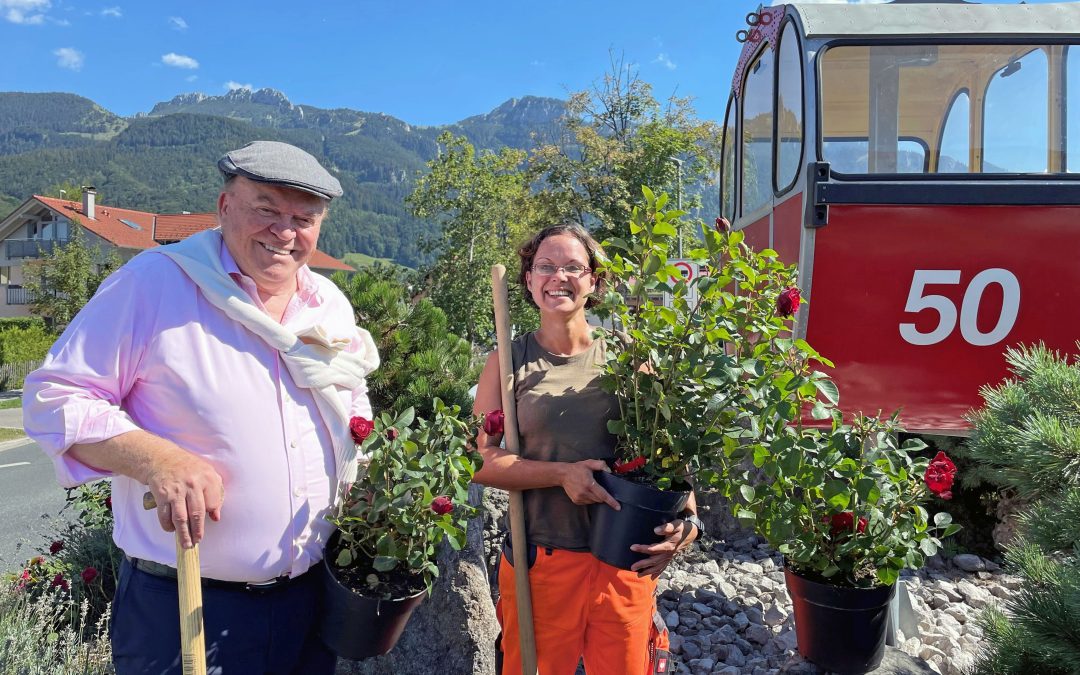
[591,187,804,488]
[327,398,482,598]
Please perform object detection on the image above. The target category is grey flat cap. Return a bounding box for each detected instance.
[218,140,343,200]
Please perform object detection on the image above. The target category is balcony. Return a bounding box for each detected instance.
[6,238,68,259]
[6,286,32,305]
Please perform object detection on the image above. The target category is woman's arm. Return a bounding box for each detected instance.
[629,491,701,578]
[471,351,619,509]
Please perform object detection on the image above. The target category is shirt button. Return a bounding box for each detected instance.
[293,487,304,497]
[290,441,297,449]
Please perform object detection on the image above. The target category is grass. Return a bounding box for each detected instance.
[343,252,411,271]
[0,428,25,442]
[0,397,21,410]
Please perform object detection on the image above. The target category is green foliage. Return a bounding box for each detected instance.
[407,132,533,345]
[333,270,480,418]
[328,401,482,597]
[593,187,798,488]
[528,55,721,246]
[24,226,122,331]
[0,323,55,363]
[962,344,1080,498]
[0,317,46,331]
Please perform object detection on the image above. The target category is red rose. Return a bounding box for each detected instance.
[776,287,801,317]
[49,541,63,555]
[20,569,30,581]
[431,496,453,515]
[105,496,112,512]
[824,512,867,537]
[349,417,374,444]
[483,410,505,437]
[386,428,399,441]
[50,573,68,591]
[81,567,98,584]
[715,217,731,233]
[613,456,647,474]
[924,451,957,499]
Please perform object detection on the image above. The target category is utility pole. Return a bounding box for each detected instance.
[669,157,684,256]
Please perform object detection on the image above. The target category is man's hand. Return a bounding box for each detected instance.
[561,459,620,510]
[629,518,697,578]
[146,452,224,548]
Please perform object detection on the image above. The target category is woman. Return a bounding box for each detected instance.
[473,223,701,675]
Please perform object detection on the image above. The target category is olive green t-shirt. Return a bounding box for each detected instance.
[508,332,619,551]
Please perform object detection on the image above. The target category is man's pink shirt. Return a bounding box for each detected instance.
[24,240,372,582]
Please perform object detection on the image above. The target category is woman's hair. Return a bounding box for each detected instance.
[516,222,607,309]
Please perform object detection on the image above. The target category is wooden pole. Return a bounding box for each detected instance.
[144,492,207,675]
[490,265,538,675]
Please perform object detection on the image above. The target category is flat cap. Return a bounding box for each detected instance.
[218,140,343,200]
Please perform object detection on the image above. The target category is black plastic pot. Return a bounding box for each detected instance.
[317,543,426,661]
[784,566,895,674]
[587,470,690,570]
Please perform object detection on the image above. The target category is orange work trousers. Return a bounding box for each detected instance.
[497,546,670,675]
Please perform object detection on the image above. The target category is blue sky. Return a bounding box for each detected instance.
[0,0,1062,127]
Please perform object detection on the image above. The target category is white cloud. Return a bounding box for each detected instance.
[169,15,186,30]
[100,6,120,17]
[224,81,253,92]
[185,74,197,82]
[2,0,49,24]
[162,52,198,69]
[653,53,676,70]
[53,46,83,71]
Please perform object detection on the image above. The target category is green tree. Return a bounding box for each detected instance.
[528,54,722,246]
[25,224,122,331]
[406,132,533,346]
[333,270,480,419]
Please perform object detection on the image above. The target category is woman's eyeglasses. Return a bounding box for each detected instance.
[531,264,591,277]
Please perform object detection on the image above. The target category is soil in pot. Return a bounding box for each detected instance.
[587,470,690,570]
[784,565,895,674]
[318,536,427,660]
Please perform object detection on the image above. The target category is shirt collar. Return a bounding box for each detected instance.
[218,237,323,306]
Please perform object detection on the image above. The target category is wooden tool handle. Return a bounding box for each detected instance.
[491,264,538,675]
[142,491,207,675]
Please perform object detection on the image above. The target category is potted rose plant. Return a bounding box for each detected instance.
[587,187,803,569]
[727,398,960,672]
[318,398,482,660]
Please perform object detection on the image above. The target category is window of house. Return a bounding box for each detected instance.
[0,267,10,285]
[775,22,804,193]
[742,45,775,215]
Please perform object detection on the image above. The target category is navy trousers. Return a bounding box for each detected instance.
[111,558,337,675]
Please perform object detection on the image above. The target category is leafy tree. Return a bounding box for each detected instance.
[406,132,534,346]
[528,54,722,247]
[333,270,480,419]
[24,224,122,331]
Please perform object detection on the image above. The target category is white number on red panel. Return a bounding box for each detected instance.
[899,269,1019,346]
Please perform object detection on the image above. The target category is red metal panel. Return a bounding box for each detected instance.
[741,214,771,253]
[773,194,803,266]
[804,204,1078,432]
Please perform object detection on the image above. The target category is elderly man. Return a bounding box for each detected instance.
[24,141,378,674]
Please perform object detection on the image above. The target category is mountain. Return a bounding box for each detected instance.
[0,89,566,266]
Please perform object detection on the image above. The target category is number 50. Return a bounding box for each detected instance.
[899,269,1020,346]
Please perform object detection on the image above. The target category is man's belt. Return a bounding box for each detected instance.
[127,557,307,593]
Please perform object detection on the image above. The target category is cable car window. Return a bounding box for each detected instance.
[823,138,926,174]
[775,22,803,194]
[984,48,1048,173]
[1069,46,1079,173]
[821,44,1071,176]
[938,92,970,173]
[721,95,737,222]
[742,46,774,214]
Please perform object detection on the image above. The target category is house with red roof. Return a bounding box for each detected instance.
[0,189,354,317]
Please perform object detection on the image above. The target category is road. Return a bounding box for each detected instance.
[0,437,72,571]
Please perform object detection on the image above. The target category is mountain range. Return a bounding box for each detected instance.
[0,88,567,266]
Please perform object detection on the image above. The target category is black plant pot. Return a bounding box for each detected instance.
[784,566,895,674]
[317,542,426,661]
[587,470,690,570]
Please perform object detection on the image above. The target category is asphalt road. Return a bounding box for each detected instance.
[0,437,72,571]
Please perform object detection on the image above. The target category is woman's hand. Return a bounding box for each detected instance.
[628,518,698,578]
[561,459,620,509]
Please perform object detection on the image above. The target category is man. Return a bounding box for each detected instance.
[24,141,378,674]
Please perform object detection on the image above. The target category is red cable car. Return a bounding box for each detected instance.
[721,0,1080,433]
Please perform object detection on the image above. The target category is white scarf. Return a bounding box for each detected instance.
[151,229,379,489]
